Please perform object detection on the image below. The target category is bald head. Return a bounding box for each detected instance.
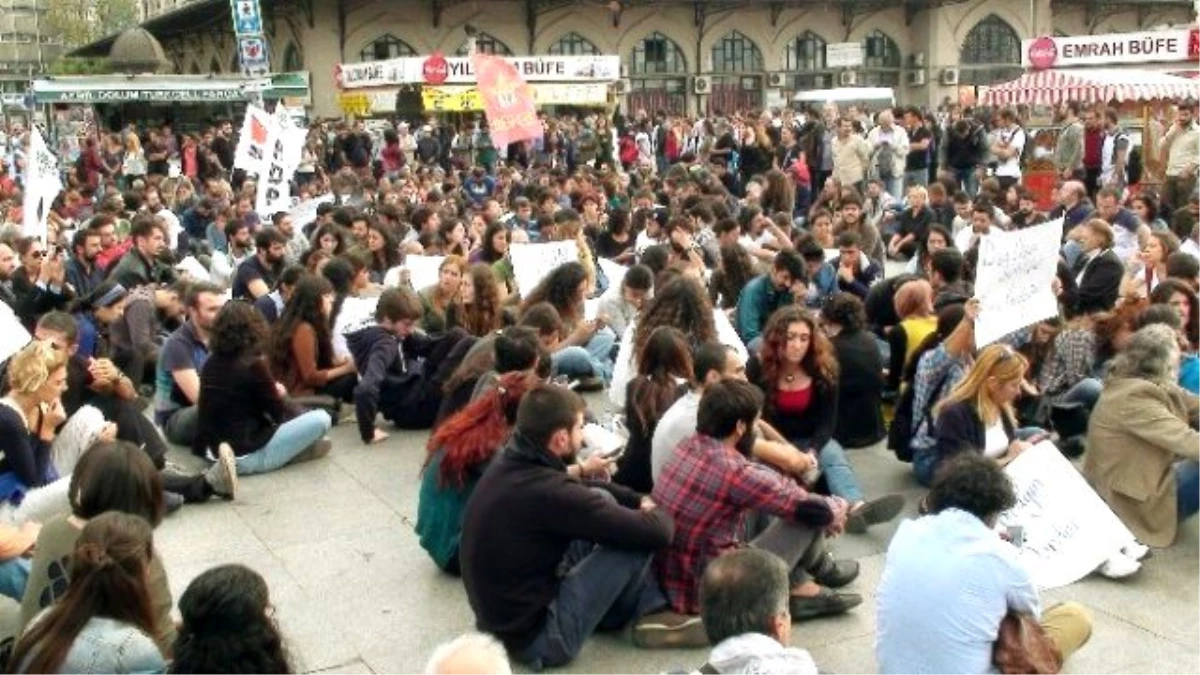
[425,633,511,675]
[1060,180,1086,206]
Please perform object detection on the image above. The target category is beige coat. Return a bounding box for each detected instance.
[1084,377,1200,547]
[831,134,871,187]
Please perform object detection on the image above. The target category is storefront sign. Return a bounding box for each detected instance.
[825,42,864,69]
[32,74,310,104]
[49,88,248,103]
[1022,28,1196,69]
[423,52,449,85]
[338,55,621,89]
[421,83,610,111]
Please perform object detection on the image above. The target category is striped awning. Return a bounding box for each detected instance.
[980,69,1200,106]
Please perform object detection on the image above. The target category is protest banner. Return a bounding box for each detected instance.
[0,301,31,364]
[288,193,334,227]
[472,53,543,149]
[997,441,1138,589]
[233,105,271,172]
[973,218,1063,348]
[509,241,579,298]
[403,255,446,291]
[22,126,62,242]
[255,114,306,216]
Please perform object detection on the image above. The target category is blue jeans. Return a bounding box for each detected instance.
[234,410,332,475]
[882,177,903,203]
[794,437,864,504]
[1176,460,1199,522]
[954,168,979,197]
[0,557,31,601]
[1059,378,1103,410]
[552,328,617,382]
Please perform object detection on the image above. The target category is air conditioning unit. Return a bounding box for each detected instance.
[906,70,927,87]
[838,70,858,87]
[767,72,786,88]
[940,68,960,86]
[693,76,711,95]
[613,79,631,95]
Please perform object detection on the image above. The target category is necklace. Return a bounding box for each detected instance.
[784,373,796,384]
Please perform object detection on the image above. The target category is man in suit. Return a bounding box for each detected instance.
[1067,219,1124,317]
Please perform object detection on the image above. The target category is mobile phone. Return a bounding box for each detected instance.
[1006,525,1025,548]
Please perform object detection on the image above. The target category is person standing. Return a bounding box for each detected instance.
[1160,102,1199,216]
[903,107,933,189]
[1055,101,1085,182]
[1100,108,1130,191]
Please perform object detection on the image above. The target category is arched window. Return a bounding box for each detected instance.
[629,32,688,115]
[283,42,303,72]
[960,15,1023,85]
[786,31,831,89]
[711,31,762,73]
[456,32,513,56]
[861,30,901,87]
[548,32,599,56]
[360,35,417,62]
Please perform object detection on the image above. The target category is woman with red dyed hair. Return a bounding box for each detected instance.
[416,371,538,574]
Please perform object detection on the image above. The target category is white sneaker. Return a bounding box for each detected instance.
[1122,541,1151,562]
[1098,553,1141,579]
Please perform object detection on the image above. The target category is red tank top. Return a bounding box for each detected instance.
[776,386,813,416]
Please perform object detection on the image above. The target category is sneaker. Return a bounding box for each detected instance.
[846,493,906,533]
[1097,553,1141,579]
[164,491,185,515]
[632,610,708,649]
[292,439,333,465]
[1122,541,1152,562]
[811,554,860,588]
[203,443,238,500]
[789,588,862,620]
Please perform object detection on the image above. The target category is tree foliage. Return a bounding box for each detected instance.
[46,0,140,48]
[47,57,113,75]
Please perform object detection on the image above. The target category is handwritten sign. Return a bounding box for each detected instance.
[255,119,306,217]
[997,441,1137,589]
[974,218,1063,348]
[288,193,334,227]
[400,255,446,291]
[509,241,580,298]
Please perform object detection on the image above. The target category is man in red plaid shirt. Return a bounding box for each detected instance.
[653,379,863,620]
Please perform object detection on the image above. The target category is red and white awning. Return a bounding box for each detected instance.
[980,69,1200,106]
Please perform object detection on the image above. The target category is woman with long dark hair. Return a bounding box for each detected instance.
[9,512,163,674]
[471,221,510,265]
[268,275,358,404]
[709,242,756,311]
[748,306,903,532]
[821,293,886,448]
[616,327,692,494]
[419,256,466,334]
[594,207,635,264]
[446,264,505,338]
[364,221,401,284]
[520,262,614,387]
[171,564,291,673]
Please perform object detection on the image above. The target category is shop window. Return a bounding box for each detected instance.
[632,32,686,74]
[960,14,1023,85]
[711,30,762,73]
[861,30,901,87]
[283,43,303,72]
[455,32,514,56]
[548,32,599,56]
[360,35,417,62]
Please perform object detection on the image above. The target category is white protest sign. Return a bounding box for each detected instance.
[174,255,212,282]
[255,114,306,217]
[233,105,272,173]
[997,441,1137,589]
[974,218,1063,348]
[509,241,579,297]
[335,296,380,337]
[0,301,32,364]
[288,193,334,227]
[400,255,446,291]
[597,257,627,292]
[584,297,601,321]
[22,126,62,242]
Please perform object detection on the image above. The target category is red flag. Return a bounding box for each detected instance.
[472,53,542,149]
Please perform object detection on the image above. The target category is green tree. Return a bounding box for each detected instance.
[47,57,113,75]
[47,0,140,48]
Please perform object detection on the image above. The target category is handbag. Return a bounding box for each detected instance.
[993,612,1063,674]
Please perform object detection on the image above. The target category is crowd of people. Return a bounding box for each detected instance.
[0,93,1197,673]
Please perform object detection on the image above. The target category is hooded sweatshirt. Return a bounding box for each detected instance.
[706,633,819,674]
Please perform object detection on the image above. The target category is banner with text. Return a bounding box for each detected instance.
[337,55,621,89]
[22,126,62,242]
[973,218,1063,348]
[255,117,306,217]
[998,441,1137,589]
[509,241,579,298]
[472,53,543,150]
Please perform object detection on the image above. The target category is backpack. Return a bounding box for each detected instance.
[875,141,896,180]
[619,135,638,165]
[1127,144,1143,185]
[888,368,949,462]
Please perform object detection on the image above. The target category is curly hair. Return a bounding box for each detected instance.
[758,306,839,399]
[209,300,268,358]
[710,243,755,310]
[631,277,717,362]
[629,327,694,431]
[821,292,866,333]
[425,371,539,489]
[172,564,291,674]
[4,339,68,395]
[1107,323,1181,385]
[520,261,588,326]
[928,453,1016,521]
[269,275,335,380]
[453,264,505,337]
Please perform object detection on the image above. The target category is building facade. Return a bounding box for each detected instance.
[0,0,62,95]
[90,0,1198,118]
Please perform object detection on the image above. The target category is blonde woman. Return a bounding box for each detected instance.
[915,344,1047,487]
[120,132,147,187]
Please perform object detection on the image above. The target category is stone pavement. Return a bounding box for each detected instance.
[140,391,1197,675]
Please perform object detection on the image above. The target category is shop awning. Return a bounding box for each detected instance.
[981,69,1200,106]
[31,73,310,104]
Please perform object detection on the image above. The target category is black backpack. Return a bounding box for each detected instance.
[888,369,949,462]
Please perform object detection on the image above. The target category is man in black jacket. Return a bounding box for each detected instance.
[460,384,704,669]
[1066,219,1124,317]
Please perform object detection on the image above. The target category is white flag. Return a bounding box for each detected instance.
[255,112,307,217]
[233,105,272,174]
[21,126,62,242]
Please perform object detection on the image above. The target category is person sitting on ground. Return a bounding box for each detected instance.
[418,372,541,574]
[107,216,176,292]
[697,548,819,675]
[419,255,466,334]
[433,325,543,427]
[19,441,176,654]
[9,512,166,674]
[876,453,1093,674]
[617,326,693,494]
[232,228,288,301]
[735,250,807,352]
[886,279,938,395]
[268,275,358,406]
[1085,324,1200,548]
[460,384,702,669]
[154,282,223,448]
[827,231,881,301]
[194,301,333,475]
[821,293,887,448]
[796,238,837,311]
[654,379,860,623]
[596,264,654,340]
[425,633,512,675]
[170,564,292,674]
[747,306,904,532]
[109,282,182,387]
[70,280,129,362]
[519,262,614,390]
[349,287,472,443]
[1065,219,1124,318]
[446,263,505,338]
[254,264,306,325]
